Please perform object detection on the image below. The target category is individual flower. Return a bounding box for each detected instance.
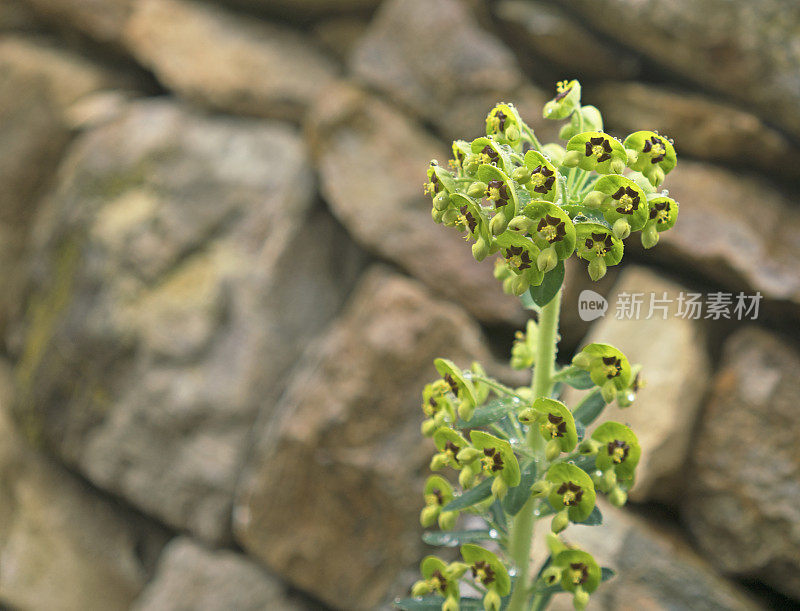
[546,463,597,523]
[509,202,577,270]
[434,358,478,420]
[469,137,512,174]
[431,427,471,472]
[495,232,544,295]
[558,104,604,141]
[510,319,537,370]
[552,549,602,609]
[451,139,472,175]
[523,151,559,201]
[582,175,649,237]
[411,556,461,609]
[624,130,677,187]
[485,102,523,145]
[574,223,623,281]
[420,379,456,436]
[563,131,627,174]
[420,475,459,531]
[460,544,511,611]
[519,398,578,458]
[572,343,633,398]
[648,195,679,230]
[591,421,641,483]
[468,430,521,499]
[543,79,582,120]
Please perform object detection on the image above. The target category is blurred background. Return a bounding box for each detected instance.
[1,0,799,609]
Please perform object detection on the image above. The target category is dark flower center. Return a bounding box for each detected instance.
[457,205,478,233]
[432,569,449,594]
[482,447,504,473]
[530,165,556,194]
[489,109,508,133]
[536,214,566,243]
[432,488,444,506]
[444,373,459,395]
[504,245,532,270]
[569,562,589,585]
[611,186,640,214]
[472,560,496,586]
[584,232,613,257]
[480,144,499,166]
[486,179,510,209]
[649,200,671,223]
[557,481,584,506]
[601,355,622,379]
[444,440,460,459]
[545,412,567,438]
[642,136,666,163]
[607,439,630,464]
[584,136,612,163]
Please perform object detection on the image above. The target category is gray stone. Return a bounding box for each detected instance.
[0,359,167,611]
[494,1,640,81]
[559,257,619,354]
[685,328,800,600]
[349,0,558,143]
[234,267,493,610]
[13,99,365,543]
[562,266,711,503]
[123,0,337,121]
[560,0,800,140]
[652,161,800,316]
[132,537,307,611]
[590,81,800,179]
[533,500,759,610]
[19,0,132,44]
[0,35,129,343]
[219,0,381,19]
[307,82,525,326]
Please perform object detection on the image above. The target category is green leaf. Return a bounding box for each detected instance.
[554,366,595,390]
[442,477,493,512]
[528,259,564,307]
[489,498,508,532]
[422,529,498,547]
[576,504,603,526]
[519,290,540,312]
[573,390,606,426]
[455,398,518,429]
[395,597,484,610]
[503,459,539,516]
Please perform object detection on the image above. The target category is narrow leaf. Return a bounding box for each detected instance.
[601,567,616,582]
[502,459,539,516]
[529,259,565,307]
[573,390,606,426]
[422,529,498,547]
[455,398,518,429]
[441,478,492,512]
[554,366,595,390]
[395,597,484,610]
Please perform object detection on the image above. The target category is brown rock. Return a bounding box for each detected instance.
[13,100,365,543]
[307,82,524,326]
[494,1,640,81]
[349,0,558,143]
[653,161,800,315]
[218,0,381,20]
[0,360,167,611]
[132,537,307,611]
[562,266,711,503]
[0,35,128,342]
[533,500,759,610]
[234,267,493,610]
[123,0,337,121]
[590,81,800,178]
[559,0,800,140]
[0,0,40,31]
[20,0,132,44]
[685,328,800,600]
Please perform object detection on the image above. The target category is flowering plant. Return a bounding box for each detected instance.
[398,79,678,611]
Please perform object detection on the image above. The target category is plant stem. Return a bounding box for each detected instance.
[506,289,562,611]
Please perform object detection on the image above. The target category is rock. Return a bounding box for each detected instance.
[0,0,40,30]
[562,266,711,503]
[0,35,128,343]
[652,161,800,317]
[0,360,167,611]
[533,500,759,610]
[19,0,132,45]
[218,0,381,20]
[349,0,558,143]
[313,15,370,62]
[494,1,640,81]
[307,82,524,326]
[132,537,307,611]
[12,100,366,543]
[234,267,493,610]
[684,328,800,600]
[559,257,619,354]
[123,0,337,121]
[559,0,800,140]
[590,82,800,178]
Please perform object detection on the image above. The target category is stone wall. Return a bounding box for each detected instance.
[1,0,799,609]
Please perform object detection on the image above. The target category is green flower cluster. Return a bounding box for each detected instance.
[423,79,679,288]
[399,80,674,611]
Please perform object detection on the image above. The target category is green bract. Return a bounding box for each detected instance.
[470,137,513,174]
[420,556,460,600]
[576,343,633,391]
[469,430,521,489]
[486,102,524,145]
[647,195,679,231]
[553,550,602,594]
[530,398,578,454]
[624,130,677,187]
[434,358,478,407]
[517,201,576,260]
[546,463,597,522]
[523,151,559,201]
[586,175,650,233]
[574,223,623,280]
[564,131,626,174]
[559,105,603,140]
[461,544,512,596]
[495,232,544,294]
[591,422,641,481]
[543,79,581,120]
[433,427,471,470]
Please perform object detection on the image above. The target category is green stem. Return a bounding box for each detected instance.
[506,289,562,611]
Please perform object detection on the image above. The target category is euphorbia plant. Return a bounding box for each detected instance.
[398,80,678,611]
